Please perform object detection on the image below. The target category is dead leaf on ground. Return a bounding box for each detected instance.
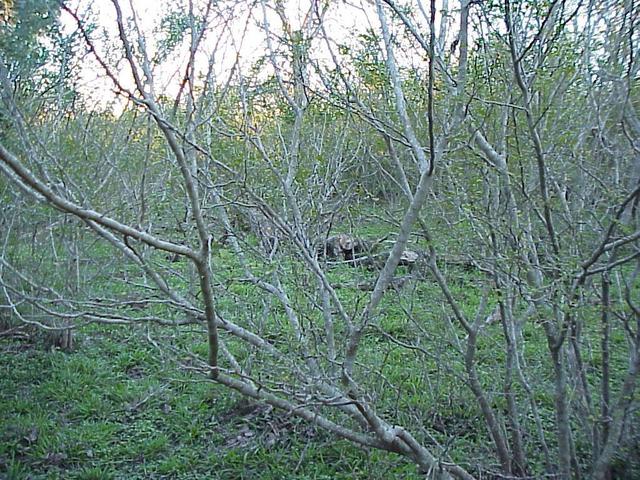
[21,427,38,445]
[43,452,68,466]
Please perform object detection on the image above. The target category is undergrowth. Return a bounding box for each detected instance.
[0,325,421,479]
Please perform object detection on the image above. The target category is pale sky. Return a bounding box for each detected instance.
[60,0,385,112]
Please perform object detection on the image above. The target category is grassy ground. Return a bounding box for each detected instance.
[0,325,422,479]
[2,212,638,479]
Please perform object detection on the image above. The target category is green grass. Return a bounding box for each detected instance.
[0,327,421,479]
[3,218,639,479]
